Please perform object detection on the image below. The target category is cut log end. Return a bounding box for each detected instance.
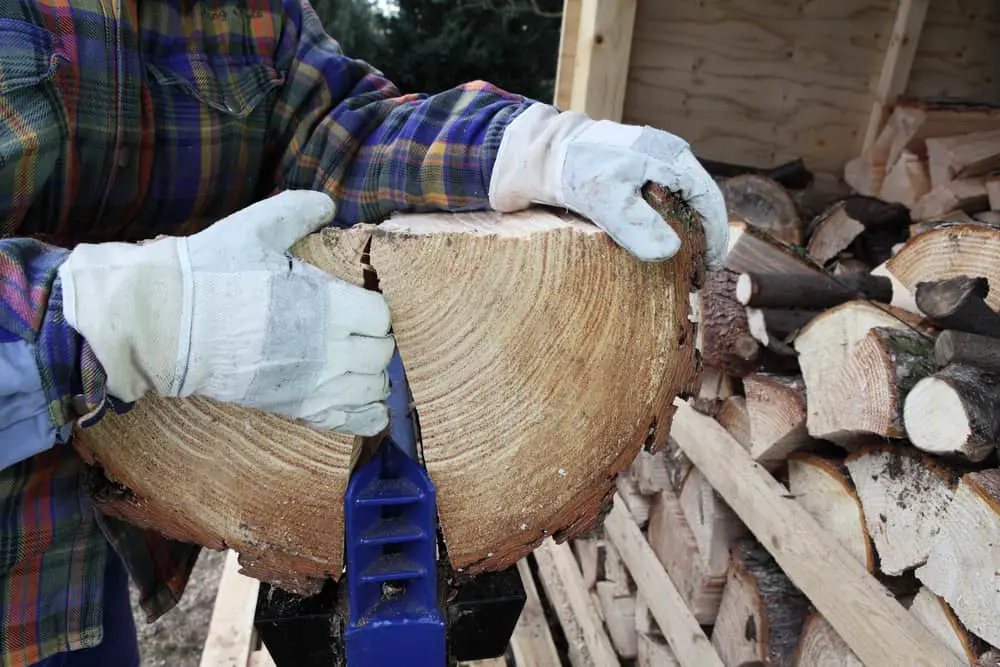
[791,612,864,667]
[71,185,707,586]
[743,374,810,463]
[904,364,1000,462]
[721,174,803,246]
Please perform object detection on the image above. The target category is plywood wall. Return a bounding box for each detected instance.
[564,0,999,193]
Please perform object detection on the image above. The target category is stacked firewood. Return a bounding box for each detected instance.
[543,99,1000,667]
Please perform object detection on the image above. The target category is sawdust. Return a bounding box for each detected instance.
[131,549,227,667]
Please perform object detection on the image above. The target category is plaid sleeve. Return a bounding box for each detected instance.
[0,239,113,442]
[266,0,536,226]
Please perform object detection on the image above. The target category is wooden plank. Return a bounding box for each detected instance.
[568,0,637,121]
[510,559,564,667]
[247,643,276,667]
[554,0,582,107]
[861,0,931,151]
[459,660,507,667]
[669,399,965,667]
[199,551,261,667]
[533,539,619,667]
[603,497,725,667]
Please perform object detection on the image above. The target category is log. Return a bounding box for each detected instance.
[815,326,935,444]
[914,276,1000,338]
[791,612,863,667]
[916,470,1000,650]
[699,269,761,376]
[904,363,1000,462]
[678,467,748,579]
[832,258,872,277]
[646,487,726,624]
[717,396,753,452]
[637,633,679,667]
[909,586,990,664]
[880,150,931,208]
[735,272,892,309]
[743,375,810,464]
[710,538,810,667]
[804,201,865,265]
[745,309,819,347]
[793,301,928,444]
[628,449,671,496]
[935,329,1000,373]
[925,129,1000,182]
[721,174,803,246]
[595,580,637,659]
[844,445,959,576]
[974,210,1000,224]
[885,224,1000,314]
[787,453,874,572]
[724,221,822,277]
[911,180,991,221]
[70,187,706,591]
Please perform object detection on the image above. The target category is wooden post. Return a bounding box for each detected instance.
[554,0,582,108]
[861,0,931,151]
[568,0,637,121]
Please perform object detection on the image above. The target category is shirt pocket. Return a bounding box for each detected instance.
[141,52,285,234]
[0,19,67,236]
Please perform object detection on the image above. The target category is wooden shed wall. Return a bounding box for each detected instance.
[556,0,1000,195]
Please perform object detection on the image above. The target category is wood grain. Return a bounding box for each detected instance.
[71,188,705,591]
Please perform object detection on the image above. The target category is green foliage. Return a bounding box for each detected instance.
[311,0,562,102]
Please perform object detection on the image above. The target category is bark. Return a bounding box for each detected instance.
[915,275,1000,339]
[736,272,892,309]
[700,268,761,376]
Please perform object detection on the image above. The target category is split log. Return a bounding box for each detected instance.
[844,446,959,576]
[70,187,705,591]
[724,221,822,277]
[595,580,638,659]
[974,210,1000,224]
[710,538,810,667]
[870,261,920,314]
[678,467,748,578]
[832,257,872,276]
[646,487,726,624]
[791,612,863,667]
[736,272,892,309]
[794,301,928,444]
[988,176,1000,210]
[804,201,865,265]
[637,633,679,667]
[743,375,810,464]
[698,269,760,376]
[916,470,1000,649]
[717,396,753,452]
[845,99,1000,195]
[616,474,651,528]
[935,329,1000,373]
[909,586,990,664]
[925,129,1000,183]
[911,179,990,221]
[787,453,874,572]
[880,150,931,208]
[904,363,1000,462]
[628,449,671,496]
[721,174,803,245]
[914,276,1000,338]
[885,224,1000,312]
[803,195,910,267]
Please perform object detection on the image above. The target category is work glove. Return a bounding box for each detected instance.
[489,103,729,268]
[58,190,394,436]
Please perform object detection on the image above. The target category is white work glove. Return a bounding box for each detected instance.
[57,190,394,436]
[489,104,729,268]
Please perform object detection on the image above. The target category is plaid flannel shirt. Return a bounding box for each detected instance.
[0,0,532,664]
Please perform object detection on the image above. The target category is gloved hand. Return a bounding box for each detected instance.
[57,190,394,436]
[489,104,729,268]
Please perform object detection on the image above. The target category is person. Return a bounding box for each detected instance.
[0,0,729,664]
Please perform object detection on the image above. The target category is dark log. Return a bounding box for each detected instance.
[914,276,1000,338]
[935,329,1000,373]
[736,272,893,309]
[721,174,803,246]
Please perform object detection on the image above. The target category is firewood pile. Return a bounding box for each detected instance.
[520,98,1000,667]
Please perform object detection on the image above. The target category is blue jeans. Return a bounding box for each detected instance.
[32,550,140,667]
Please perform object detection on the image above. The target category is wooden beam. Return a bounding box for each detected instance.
[200,551,261,667]
[510,559,564,667]
[568,0,637,121]
[603,496,725,667]
[669,399,965,667]
[554,0,582,108]
[533,539,619,666]
[861,0,931,151]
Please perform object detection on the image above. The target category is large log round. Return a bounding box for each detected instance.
[71,186,706,593]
